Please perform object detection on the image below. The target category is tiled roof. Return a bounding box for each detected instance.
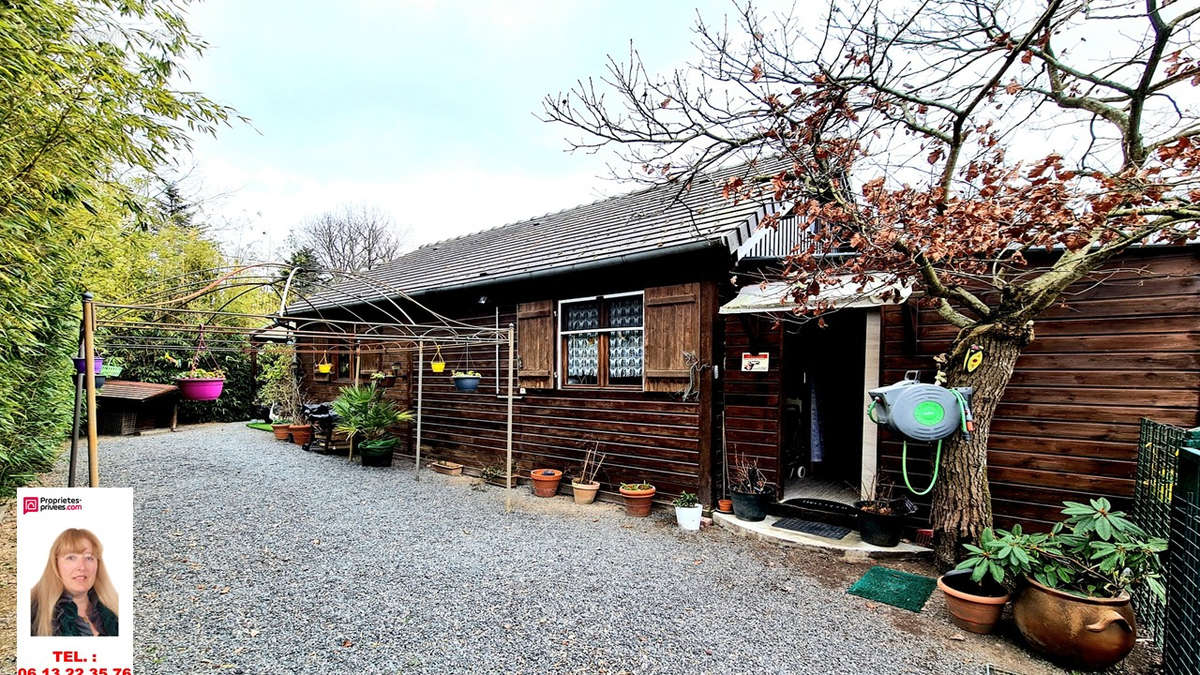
[295,159,789,311]
[97,380,179,401]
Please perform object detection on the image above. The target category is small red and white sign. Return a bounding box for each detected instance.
[741,352,770,372]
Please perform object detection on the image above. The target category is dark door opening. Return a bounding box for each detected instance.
[780,311,866,504]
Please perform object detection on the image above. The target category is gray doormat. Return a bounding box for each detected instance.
[771,517,852,540]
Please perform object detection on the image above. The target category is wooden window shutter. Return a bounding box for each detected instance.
[517,300,554,388]
[644,283,701,393]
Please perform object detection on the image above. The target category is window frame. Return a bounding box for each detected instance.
[557,290,645,391]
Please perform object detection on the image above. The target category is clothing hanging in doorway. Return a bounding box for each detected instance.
[809,369,825,463]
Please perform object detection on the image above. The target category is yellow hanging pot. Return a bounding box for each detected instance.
[430,345,446,373]
[317,362,333,374]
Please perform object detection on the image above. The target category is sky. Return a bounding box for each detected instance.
[179,0,733,256]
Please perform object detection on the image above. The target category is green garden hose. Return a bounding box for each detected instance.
[899,390,970,496]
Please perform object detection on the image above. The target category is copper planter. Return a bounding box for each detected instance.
[1013,576,1136,671]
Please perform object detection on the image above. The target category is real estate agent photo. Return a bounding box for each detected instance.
[29,528,119,637]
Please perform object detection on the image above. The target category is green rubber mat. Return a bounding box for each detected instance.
[246,422,273,431]
[847,566,936,613]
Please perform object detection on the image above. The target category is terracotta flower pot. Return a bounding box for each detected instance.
[1013,576,1136,671]
[271,424,291,441]
[717,498,733,513]
[430,461,463,475]
[619,485,656,517]
[288,424,312,446]
[937,570,1010,634]
[530,469,562,497]
[572,480,600,504]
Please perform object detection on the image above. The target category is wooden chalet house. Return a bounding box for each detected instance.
[290,164,1200,532]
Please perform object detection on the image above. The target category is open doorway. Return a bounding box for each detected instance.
[780,311,866,505]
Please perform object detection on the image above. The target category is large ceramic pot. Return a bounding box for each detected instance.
[271,423,291,441]
[618,485,656,517]
[937,569,1010,634]
[730,491,768,522]
[530,469,563,497]
[1013,576,1136,671]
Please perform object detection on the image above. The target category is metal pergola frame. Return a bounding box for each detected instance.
[71,264,520,509]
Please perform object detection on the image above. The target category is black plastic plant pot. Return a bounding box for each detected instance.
[854,500,906,547]
[359,438,396,467]
[452,375,481,392]
[730,491,769,522]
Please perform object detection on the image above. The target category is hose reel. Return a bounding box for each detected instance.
[868,370,974,496]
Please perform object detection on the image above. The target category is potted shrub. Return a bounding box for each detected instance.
[618,482,655,517]
[673,491,703,531]
[530,468,563,497]
[257,345,302,442]
[332,384,414,467]
[176,367,225,401]
[936,567,1010,635]
[570,443,606,505]
[854,478,915,547]
[955,499,1166,670]
[729,458,774,522]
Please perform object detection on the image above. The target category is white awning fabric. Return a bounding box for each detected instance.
[718,274,912,315]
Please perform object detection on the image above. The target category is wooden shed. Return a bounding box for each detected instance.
[288,165,1200,530]
[97,380,179,436]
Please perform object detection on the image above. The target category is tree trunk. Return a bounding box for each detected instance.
[931,328,1025,570]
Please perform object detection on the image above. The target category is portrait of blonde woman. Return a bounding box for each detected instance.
[29,528,119,637]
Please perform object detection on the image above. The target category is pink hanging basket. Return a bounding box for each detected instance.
[176,377,225,401]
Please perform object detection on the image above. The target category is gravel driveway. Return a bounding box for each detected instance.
[82,423,1062,674]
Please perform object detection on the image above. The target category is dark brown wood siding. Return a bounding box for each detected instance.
[297,284,717,502]
[720,316,784,494]
[879,248,1200,531]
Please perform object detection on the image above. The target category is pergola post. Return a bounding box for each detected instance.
[67,321,84,487]
[505,324,514,512]
[415,341,424,481]
[82,292,99,487]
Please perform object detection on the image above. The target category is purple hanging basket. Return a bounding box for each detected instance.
[176,377,225,401]
[72,357,103,375]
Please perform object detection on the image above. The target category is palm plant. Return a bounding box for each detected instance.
[332,384,413,448]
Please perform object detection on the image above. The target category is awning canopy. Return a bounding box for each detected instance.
[719,274,912,315]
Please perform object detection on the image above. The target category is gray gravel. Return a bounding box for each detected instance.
[83,422,1058,674]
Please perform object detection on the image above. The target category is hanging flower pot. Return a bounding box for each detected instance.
[72,357,103,375]
[452,370,481,392]
[176,368,226,401]
[316,362,333,374]
[431,346,446,373]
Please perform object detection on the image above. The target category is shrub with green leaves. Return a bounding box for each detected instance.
[672,491,700,508]
[332,384,414,443]
[956,498,1167,602]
